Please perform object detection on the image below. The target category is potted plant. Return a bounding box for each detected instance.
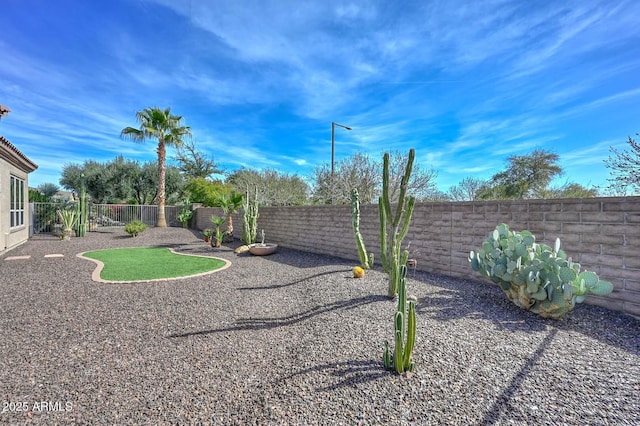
[202,228,213,242]
[210,215,226,248]
[249,229,278,255]
[57,209,78,241]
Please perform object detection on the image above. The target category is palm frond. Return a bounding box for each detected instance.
[120,127,145,142]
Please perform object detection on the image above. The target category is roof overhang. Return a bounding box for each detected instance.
[0,135,38,173]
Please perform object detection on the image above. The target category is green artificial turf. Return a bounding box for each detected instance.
[83,247,226,281]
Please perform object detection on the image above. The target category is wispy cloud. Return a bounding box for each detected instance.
[1,0,638,195]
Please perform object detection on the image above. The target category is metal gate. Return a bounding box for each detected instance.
[30,202,180,235]
[89,204,180,229]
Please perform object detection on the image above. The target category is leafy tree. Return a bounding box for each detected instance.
[448,177,485,201]
[29,183,60,203]
[60,160,112,203]
[478,150,563,199]
[421,189,451,202]
[29,188,50,202]
[173,139,223,180]
[227,168,309,206]
[59,163,84,193]
[538,182,598,199]
[37,183,59,198]
[128,162,159,205]
[121,107,192,227]
[60,157,184,204]
[184,178,234,206]
[103,155,140,202]
[131,162,184,205]
[605,134,640,194]
[558,183,598,198]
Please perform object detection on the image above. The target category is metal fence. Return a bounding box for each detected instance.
[30,202,180,235]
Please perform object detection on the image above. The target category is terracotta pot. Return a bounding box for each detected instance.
[249,244,278,256]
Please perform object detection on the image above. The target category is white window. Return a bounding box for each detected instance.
[10,175,25,228]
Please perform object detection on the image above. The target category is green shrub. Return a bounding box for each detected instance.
[469,223,613,318]
[177,199,193,228]
[124,220,147,237]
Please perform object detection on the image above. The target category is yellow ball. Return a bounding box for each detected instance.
[353,266,365,278]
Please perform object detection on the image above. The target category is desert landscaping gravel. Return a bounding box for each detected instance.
[1,227,638,425]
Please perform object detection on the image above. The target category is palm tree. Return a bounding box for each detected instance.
[210,215,226,248]
[216,192,244,241]
[120,107,191,227]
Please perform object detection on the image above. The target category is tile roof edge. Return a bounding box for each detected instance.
[0,135,38,172]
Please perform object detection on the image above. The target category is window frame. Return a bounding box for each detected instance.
[10,175,25,229]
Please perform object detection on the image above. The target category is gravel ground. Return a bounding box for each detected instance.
[1,227,638,425]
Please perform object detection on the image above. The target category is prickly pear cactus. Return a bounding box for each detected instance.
[469,223,614,318]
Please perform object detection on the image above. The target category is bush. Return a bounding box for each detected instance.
[124,220,147,237]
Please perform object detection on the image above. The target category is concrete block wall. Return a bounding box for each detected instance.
[194,196,640,317]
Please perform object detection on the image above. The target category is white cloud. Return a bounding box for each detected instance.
[3,0,639,193]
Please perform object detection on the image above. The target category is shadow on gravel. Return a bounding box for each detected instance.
[409,271,640,356]
[237,269,352,290]
[481,328,559,425]
[168,294,388,338]
[278,359,388,392]
[249,247,355,269]
[415,287,547,333]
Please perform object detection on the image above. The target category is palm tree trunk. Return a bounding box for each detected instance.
[156,141,168,228]
[224,214,234,242]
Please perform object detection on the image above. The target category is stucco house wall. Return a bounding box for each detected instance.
[0,135,38,253]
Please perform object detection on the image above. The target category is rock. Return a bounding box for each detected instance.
[234,245,250,254]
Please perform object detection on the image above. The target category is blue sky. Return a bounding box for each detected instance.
[1,0,639,194]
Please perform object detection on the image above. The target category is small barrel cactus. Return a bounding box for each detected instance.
[353,266,366,278]
[469,223,614,318]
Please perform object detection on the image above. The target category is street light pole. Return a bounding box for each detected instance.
[331,121,352,176]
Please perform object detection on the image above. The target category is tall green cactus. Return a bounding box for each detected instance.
[75,176,88,237]
[383,265,417,373]
[351,188,374,269]
[242,186,259,245]
[379,149,416,297]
